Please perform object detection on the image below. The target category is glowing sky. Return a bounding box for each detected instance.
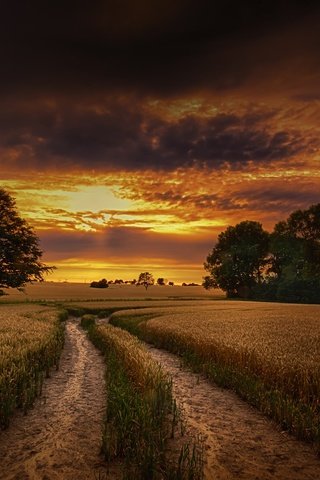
[1,1,320,283]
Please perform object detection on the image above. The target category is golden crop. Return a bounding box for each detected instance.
[0,305,65,427]
[87,321,203,478]
[94,323,170,394]
[111,301,320,448]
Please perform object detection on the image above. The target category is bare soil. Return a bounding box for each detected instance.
[0,319,108,480]
[147,345,320,480]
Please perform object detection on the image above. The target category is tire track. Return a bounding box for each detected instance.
[146,345,320,480]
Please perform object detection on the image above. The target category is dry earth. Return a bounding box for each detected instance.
[0,319,108,480]
[147,345,320,480]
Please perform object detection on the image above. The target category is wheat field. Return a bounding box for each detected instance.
[0,282,218,302]
[84,318,203,479]
[109,301,320,449]
[0,305,65,427]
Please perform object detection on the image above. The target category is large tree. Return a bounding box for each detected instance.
[0,189,52,294]
[270,203,320,280]
[204,221,269,298]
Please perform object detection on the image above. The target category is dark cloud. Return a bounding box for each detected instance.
[39,230,98,260]
[160,116,307,167]
[39,227,214,263]
[291,93,320,102]
[0,1,320,97]
[131,181,320,220]
[227,186,320,214]
[1,100,312,171]
[1,2,319,173]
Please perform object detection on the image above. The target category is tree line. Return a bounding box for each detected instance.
[203,203,320,303]
[90,274,175,289]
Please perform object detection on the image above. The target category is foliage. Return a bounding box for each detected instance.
[90,278,109,289]
[138,272,155,290]
[204,204,320,303]
[0,189,52,295]
[156,277,165,285]
[204,221,269,298]
[267,204,320,303]
[202,275,216,290]
[276,278,320,304]
[271,203,320,281]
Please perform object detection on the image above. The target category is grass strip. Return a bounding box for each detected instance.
[83,318,203,479]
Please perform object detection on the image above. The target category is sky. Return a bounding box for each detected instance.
[1,1,320,283]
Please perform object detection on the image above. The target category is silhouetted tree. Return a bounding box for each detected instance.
[261,204,320,303]
[270,203,320,280]
[90,278,108,288]
[0,189,52,295]
[157,277,165,285]
[204,221,269,298]
[138,272,154,290]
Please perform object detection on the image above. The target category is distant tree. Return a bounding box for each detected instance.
[90,278,108,288]
[0,189,53,295]
[168,281,174,286]
[138,272,154,290]
[157,277,165,285]
[204,221,269,298]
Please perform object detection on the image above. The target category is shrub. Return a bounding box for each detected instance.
[90,279,109,289]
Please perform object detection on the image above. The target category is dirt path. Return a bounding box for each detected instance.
[0,319,107,480]
[147,345,320,480]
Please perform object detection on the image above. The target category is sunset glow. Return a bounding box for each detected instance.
[1,2,320,283]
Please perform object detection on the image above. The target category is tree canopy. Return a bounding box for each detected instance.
[271,204,320,280]
[138,272,154,290]
[204,221,269,298]
[0,189,52,294]
[203,204,320,303]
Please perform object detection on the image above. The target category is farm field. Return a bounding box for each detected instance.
[1,290,320,479]
[84,319,203,478]
[0,317,107,480]
[109,301,320,450]
[0,305,65,428]
[0,281,219,302]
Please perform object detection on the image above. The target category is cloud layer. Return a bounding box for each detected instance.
[1,1,320,282]
[0,98,316,172]
[1,1,320,97]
